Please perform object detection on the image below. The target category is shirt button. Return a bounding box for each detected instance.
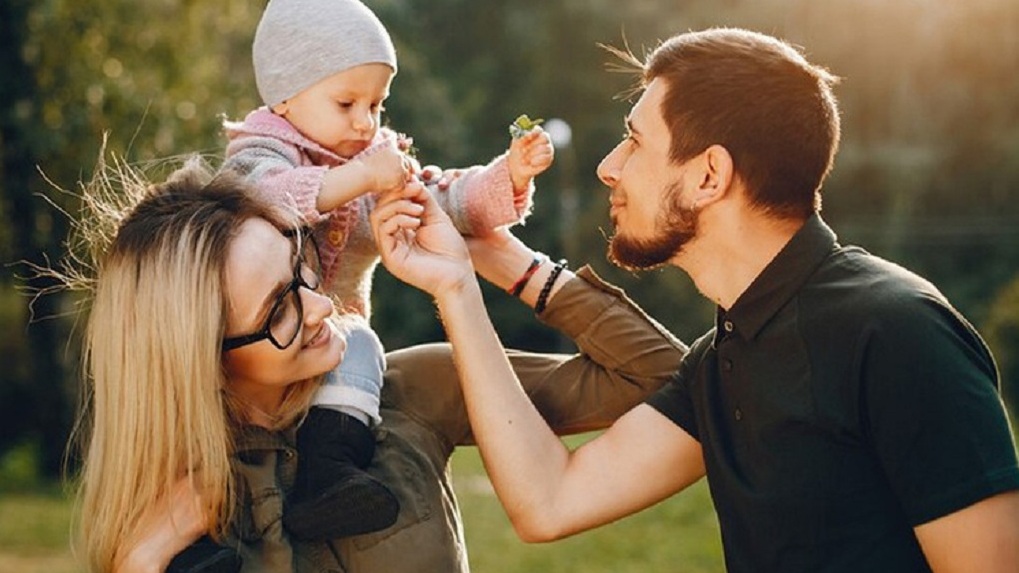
[721,359,733,372]
[723,320,734,333]
[283,449,295,460]
[328,229,346,246]
[734,408,743,421]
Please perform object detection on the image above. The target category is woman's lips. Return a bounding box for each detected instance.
[303,323,332,349]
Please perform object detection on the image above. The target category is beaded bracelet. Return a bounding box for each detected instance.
[507,256,543,297]
[535,259,568,315]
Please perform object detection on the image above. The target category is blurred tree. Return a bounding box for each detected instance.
[986,276,1019,414]
[0,0,72,478]
[1,0,265,478]
[4,0,1018,478]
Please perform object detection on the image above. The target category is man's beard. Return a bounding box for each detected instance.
[607,182,698,272]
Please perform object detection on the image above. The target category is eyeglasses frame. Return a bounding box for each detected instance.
[221,227,321,352]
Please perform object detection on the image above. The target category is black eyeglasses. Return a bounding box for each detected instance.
[222,228,323,352]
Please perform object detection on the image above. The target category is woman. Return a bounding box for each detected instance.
[67,158,685,572]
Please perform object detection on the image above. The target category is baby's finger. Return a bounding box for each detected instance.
[532,149,554,165]
[524,128,549,145]
[419,165,442,182]
[437,169,462,191]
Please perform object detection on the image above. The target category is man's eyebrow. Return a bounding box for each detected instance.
[625,116,640,138]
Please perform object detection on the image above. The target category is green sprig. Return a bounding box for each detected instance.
[509,114,544,139]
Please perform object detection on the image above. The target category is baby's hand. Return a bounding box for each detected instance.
[357,142,414,193]
[419,165,463,191]
[508,128,554,192]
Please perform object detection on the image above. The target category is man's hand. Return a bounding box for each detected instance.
[371,182,474,298]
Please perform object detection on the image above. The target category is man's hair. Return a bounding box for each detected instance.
[610,28,841,219]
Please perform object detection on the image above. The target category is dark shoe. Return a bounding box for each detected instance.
[166,536,241,573]
[283,407,400,541]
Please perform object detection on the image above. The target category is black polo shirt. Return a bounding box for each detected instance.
[648,215,1019,573]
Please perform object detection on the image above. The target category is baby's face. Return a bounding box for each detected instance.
[274,63,394,158]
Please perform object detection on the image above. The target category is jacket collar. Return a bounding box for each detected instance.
[231,422,296,453]
[224,107,341,157]
[224,107,398,165]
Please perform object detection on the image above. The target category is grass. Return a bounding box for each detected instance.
[0,435,723,573]
[451,435,723,573]
[0,486,79,573]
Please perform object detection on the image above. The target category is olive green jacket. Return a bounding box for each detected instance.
[225,266,687,572]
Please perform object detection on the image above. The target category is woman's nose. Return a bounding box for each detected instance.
[301,288,334,326]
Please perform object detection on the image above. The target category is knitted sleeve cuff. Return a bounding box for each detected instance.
[255,165,331,225]
[459,154,530,233]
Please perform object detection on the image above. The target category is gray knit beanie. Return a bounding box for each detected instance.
[253,0,398,107]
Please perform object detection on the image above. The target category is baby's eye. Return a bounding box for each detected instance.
[337,101,354,109]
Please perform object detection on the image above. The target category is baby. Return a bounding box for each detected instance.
[172,0,553,570]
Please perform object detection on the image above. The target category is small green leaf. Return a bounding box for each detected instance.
[509,114,544,139]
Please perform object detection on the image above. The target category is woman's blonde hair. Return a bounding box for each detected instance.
[65,155,319,571]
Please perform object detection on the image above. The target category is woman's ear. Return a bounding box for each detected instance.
[693,144,733,206]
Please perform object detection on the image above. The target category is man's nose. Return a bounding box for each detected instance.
[596,142,625,188]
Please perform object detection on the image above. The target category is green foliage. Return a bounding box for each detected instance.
[0,441,43,492]
[3,0,1018,479]
[986,275,1019,414]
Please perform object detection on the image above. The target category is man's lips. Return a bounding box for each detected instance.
[609,196,625,217]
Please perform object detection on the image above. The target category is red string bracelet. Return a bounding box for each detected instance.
[507,257,543,297]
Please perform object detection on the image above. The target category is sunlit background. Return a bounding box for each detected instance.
[2,0,1017,571]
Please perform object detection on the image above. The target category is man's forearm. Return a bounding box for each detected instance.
[435,279,574,539]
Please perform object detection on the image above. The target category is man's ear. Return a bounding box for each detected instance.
[271,101,289,115]
[693,144,734,206]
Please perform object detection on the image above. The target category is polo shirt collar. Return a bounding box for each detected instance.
[715,214,838,344]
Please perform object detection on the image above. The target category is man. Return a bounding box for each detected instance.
[373,27,1019,573]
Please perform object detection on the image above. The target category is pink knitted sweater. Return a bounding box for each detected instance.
[222,108,533,316]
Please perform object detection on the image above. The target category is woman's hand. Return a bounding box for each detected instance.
[114,476,209,573]
[371,182,475,299]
